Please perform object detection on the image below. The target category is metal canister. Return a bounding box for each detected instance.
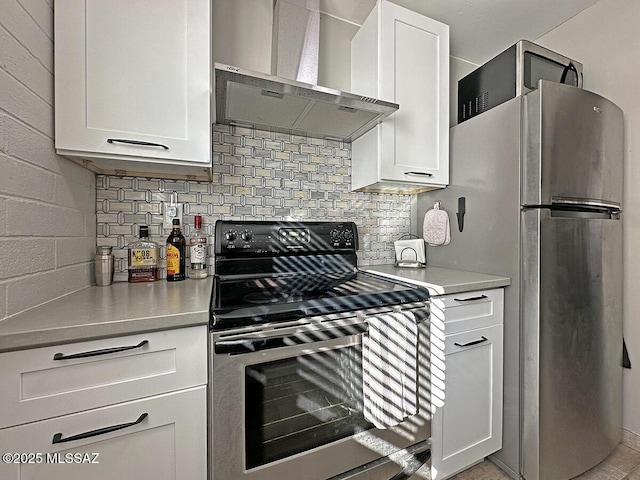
[94,246,114,286]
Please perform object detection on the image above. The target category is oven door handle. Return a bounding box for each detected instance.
[214,325,368,355]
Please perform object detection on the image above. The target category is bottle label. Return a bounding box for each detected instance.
[190,244,206,265]
[166,245,181,274]
[130,248,158,267]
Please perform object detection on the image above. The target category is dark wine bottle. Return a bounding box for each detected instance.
[166,219,186,281]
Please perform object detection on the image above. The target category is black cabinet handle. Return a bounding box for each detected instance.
[453,294,488,302]
[454,336,488,348]
[53,340,149,361]
[404,171,433,177]
[107,138,169,150]
[52,413,148,444]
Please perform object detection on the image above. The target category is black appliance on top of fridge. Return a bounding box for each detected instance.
[419,80,623,480]
[457,40,583,123]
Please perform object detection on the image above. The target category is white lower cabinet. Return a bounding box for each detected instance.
[0,386,206,480]
[0,326,207,429]
[0,326,208,480]
[430,289,504,479]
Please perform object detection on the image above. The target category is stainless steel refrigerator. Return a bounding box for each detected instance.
[417,80,623,480]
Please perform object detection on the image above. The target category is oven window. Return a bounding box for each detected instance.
[245,345,374,469]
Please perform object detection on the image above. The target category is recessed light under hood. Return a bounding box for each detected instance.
[214,63,398,143]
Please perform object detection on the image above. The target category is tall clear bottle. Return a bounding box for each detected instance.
[128,226,159,283]
[189,215,208,279]
[166,219,186,282]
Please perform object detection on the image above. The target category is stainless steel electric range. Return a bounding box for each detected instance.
[209,220,432,480]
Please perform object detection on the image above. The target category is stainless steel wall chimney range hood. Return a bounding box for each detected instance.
[213,0,398,142]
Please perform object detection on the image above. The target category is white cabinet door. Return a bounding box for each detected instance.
[430,289,504,479]
[432,324,503,479]
[55,0,211,174]
[0,386,207,480]
[351,0,449,193]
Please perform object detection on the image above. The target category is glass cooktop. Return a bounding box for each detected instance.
[209,270,430,330]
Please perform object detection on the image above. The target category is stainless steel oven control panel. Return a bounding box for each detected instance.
[214,220,358,256]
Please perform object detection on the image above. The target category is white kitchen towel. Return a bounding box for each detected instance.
[423,202,451,246]
[362,311,418,429]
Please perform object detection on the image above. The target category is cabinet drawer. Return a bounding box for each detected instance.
[0,386,207,480]
[0,326,207,428]
[431,289,504,335]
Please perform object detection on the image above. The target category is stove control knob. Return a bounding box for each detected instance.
[225,230,237,241]
[241,230,252,242]
[330,229,341,241]
[343,229,354,240]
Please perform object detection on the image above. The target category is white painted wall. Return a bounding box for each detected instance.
[534,0,640,437]
[318,13,359,92]
[0,0,96,320]
[212,0,273,73]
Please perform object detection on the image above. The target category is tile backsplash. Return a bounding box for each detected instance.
[97,124,411,282]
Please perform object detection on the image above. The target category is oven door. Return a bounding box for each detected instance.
[210,314,431,480]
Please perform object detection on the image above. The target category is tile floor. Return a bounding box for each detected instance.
[448,442,640,480]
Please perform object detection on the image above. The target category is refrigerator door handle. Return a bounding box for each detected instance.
[551,196,621,211]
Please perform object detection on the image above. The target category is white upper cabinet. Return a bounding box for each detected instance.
[54,0,211,180]
[351,0,449,193]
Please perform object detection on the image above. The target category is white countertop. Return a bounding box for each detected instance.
[365,265,511,296]
[0,279,211,353]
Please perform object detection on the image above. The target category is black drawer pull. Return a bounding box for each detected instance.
[404,171,433,177]
[107,138,169,150]
[53,340,149,361]
[454,336,488,348]
[52,413,148,444]
[453,294,488,302]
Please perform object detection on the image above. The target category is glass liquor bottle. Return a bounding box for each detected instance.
[166,219,186,281]
[189,215,208,279]
[128,225,159,283]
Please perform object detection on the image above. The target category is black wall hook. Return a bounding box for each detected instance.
[456,197,466,232]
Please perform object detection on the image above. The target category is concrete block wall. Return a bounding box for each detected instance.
[0,1,96,321]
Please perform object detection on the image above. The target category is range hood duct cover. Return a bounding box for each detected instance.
[271,0,320,84]
[213,1,398,143]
